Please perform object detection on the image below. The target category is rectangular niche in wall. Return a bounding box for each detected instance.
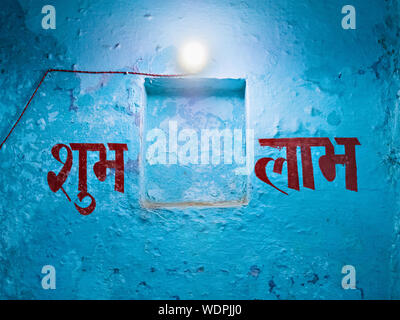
[140,77,248,208]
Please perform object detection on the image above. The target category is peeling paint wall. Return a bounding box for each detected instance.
[0,0,399,299]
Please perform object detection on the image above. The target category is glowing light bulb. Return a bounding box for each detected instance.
[178,41,208,73]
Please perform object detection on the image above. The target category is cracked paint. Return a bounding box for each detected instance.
[0,0,399,299]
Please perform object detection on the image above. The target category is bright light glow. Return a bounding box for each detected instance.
[178,41,208,73]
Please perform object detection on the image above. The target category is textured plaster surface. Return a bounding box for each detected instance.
[0,0,399,299]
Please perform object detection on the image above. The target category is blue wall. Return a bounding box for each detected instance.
[0,0,399,299]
